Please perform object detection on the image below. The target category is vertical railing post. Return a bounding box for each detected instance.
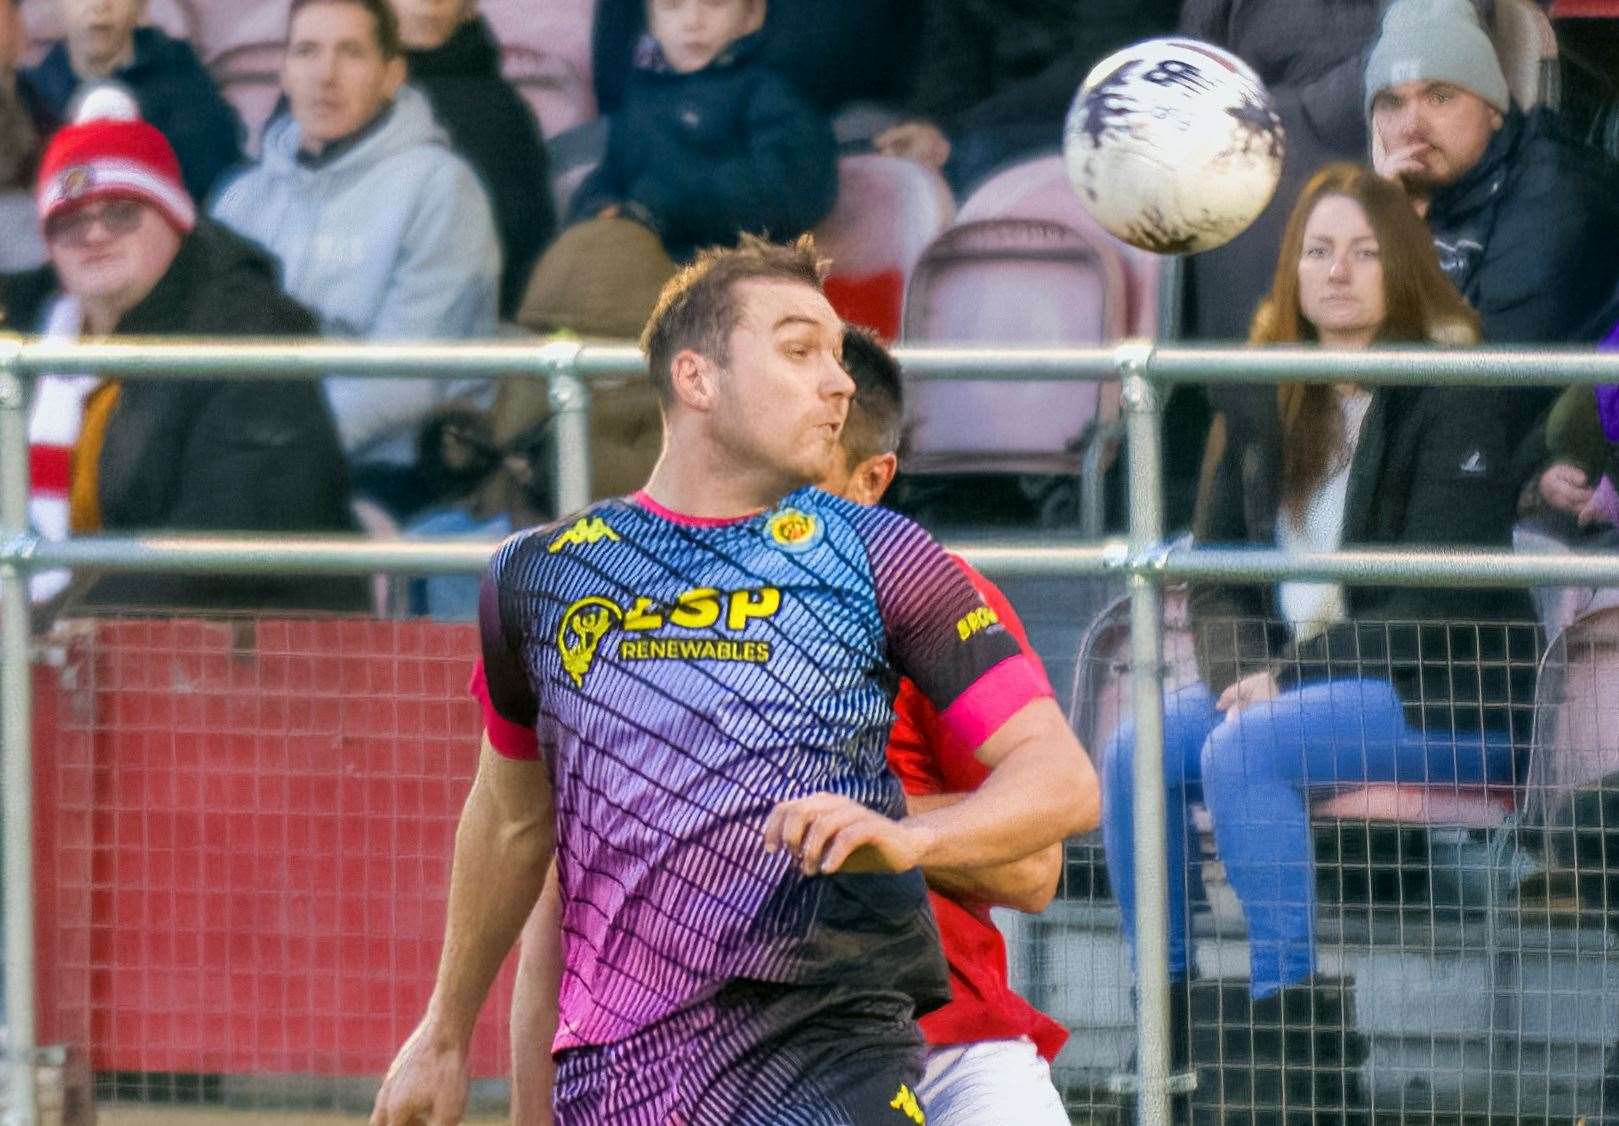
[542,339,592,517]
[0,338,37,1125]
[1120,342,1174,1126]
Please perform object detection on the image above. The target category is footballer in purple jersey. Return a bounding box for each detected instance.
[373,238,1095,1126]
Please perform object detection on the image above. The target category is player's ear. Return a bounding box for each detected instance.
[848,452,898,505]
[667,348,717,411]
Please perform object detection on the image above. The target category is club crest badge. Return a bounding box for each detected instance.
[764,507,822,554]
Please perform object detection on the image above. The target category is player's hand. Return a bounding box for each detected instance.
[370,1020,470,1126]
[875,121,951,170]
[1540,462,1596,517]
[763,793,929,876]
[1216,670,1280,716]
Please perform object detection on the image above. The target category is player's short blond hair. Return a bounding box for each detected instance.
[639,234,829,404]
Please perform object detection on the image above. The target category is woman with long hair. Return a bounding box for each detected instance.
[1101,163,1537,1117]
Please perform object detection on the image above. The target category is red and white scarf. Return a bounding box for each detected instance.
[26,295,91,603]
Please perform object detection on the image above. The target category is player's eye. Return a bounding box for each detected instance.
[1356,246,1381,260]
[1303,246,1327,259]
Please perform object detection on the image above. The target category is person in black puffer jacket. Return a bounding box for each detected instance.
[397,0,555,318]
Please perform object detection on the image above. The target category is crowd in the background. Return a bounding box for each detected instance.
[0,0,1618,615]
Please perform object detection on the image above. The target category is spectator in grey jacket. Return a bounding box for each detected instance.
[211,0,500,483]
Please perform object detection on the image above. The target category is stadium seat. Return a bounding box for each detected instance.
[900,155,1133,487]
[483,0,597,138]
[1526,605,1619,826]
[209,42,285,150]
[952,154,1162,339]
[814,155,955,341]
[189,0,289,65]
[1492,0,1561,111]
[20,0,198,65]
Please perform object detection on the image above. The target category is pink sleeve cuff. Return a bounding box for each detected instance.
[468,661,540,761]
[938,654,1053,752]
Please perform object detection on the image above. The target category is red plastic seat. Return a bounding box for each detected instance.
[813,154,954,340]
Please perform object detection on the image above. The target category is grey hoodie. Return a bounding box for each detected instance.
[211,85,501,457]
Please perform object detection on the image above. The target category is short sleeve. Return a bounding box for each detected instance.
[471,562,541,761]
[866,514,1053,753]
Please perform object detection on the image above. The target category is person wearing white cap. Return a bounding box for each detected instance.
[0,89,367,615]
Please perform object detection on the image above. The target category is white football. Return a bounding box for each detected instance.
[1063,38,1285,255]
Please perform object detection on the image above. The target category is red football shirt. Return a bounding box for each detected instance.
[886,556,1069,1061]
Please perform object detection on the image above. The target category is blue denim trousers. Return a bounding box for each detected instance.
[1100,678,1515,997]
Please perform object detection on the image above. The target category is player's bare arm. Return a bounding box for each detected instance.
[372,737,554,1126]
[765,696,1099,878]
[906,792,1064,914]
[510,863,564,1126]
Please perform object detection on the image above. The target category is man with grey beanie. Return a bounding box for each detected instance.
[1367,0,1619,524]
[1367,0,1619,350]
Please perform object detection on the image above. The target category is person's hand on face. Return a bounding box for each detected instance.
[1369,81,1502,206]
[1540,461,1596,517]
[875,121,951,170]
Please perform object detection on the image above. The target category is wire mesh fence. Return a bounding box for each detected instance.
[1027,586,1619,1125]
[30,613,513,1120]
[18,582,1619,1125]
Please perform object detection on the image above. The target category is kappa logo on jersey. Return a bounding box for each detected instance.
[556,587,782,686]
[765,507,823,553]
[548,515,622,554]
[889,1083,926,1124]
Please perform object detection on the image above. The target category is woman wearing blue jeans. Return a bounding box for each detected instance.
[1103,164,1539,1119]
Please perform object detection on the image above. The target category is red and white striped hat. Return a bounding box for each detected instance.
[35,85,195,235]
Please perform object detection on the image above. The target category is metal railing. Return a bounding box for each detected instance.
[6,338,1619,1124]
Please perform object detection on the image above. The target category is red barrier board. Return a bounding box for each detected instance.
[34,617,519,1078]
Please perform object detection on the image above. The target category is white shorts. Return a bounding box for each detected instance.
[914,1037,1069,1125]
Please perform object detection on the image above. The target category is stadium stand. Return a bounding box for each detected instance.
[899,155,1138,530]
[813,154,955,342]
[481,0,596,138]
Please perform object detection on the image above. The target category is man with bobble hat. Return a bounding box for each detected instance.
[0,87,366,614]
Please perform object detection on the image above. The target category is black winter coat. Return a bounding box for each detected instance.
[406,16,556,318]
[1427,107,1619,349]
[1192,385,1539,743]
[570,33,836,262]
[902,0,1180,135]
[25,27,243,203]
[592,0,921,114]
[0,224,369,614]
[1179,0,1381,344]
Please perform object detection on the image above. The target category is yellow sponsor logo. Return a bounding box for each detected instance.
[618,638,772,663]
[555,587,782,686]
[889,1083,925,1124]
[765,507,822,553]
[548,515,621,554]
[955,604,1000,642]
[557,596,624,689]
